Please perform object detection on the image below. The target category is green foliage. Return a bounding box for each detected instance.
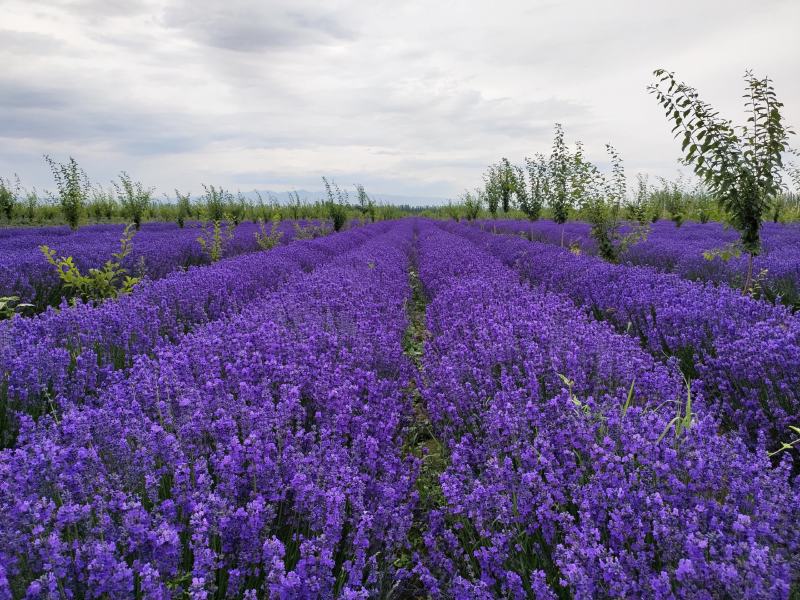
[88,185,117,223]
[40,224,141,304]
[293,221,331,240]
[175,189,192,228]
[549,123,572,227]
[201,184,233,222]
[703,241,743,262]
[0,296,34,320]
[113,172,153,229]
[657,377,696,445]
[355,184,376,222]
[197,219,234,263]
[459,189,483,221]
[0,175,20,221]
[44,155,90,230]
[19,188,40,223]
[229,192,250,225]
[581,144,649,262]
[322,176,349,232]
[255,214,284,250]
[626,174,649,225]
[522,154,548,221]
[768,425,800,458]
[483,157,519,215]
[649,69,794,263]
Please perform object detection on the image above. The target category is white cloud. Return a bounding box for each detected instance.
[1,0,798,200]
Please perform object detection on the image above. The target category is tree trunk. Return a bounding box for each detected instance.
[743,252,754,294]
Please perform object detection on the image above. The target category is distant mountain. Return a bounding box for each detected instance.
[241,189,453,208]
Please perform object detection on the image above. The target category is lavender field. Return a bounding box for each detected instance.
[0,218,798,598]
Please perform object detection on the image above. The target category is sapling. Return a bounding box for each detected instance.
[0,175,20,221]
[581,144,648,262]
[255,213,284,250]
[549,123,572,246]
[355,184,376,222]
[322,176,348,231]
[113,172,153,229]
[649,69,795,292]
[175,189,191,228]
[523,153,548,221]
[459,189,483,221]
[197,219,234,263]
[44,155,90,230]
[201,184,232,222]
[483,158,518,215]
[625,173,649,225]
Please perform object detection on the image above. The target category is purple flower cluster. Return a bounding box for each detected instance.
[481,219,800,305]
[0,223,390,448]
[447,221,800,452]
[1,217,797,596]
[0,221,420,597]
[0,221,304,309]
[411,222,798,598]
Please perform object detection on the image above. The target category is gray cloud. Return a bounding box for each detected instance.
[161,1,355,52]
[1,0,798,199]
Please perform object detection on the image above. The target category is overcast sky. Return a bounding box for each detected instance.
[2,0,799,201]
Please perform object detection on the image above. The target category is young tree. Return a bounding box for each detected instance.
[549,123,572,245]
[523,153,549,221]
[459,188,483,221]
[175,190,192,228]
[201,184,232,222]
[355,184,376,222]
[483,173,500,217]
[44,155,90,230]
[113,172,153,229]
[649,68,795,291]
[322,176,348,231]
[0,175,20,221]
[625,173,650,225]
[581,144,648,262]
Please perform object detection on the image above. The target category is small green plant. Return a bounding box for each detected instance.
[197,219,234,263]
[44,155,90,230]
[230,192,250,225]
[113,172,153,229]
[255,214,284,250]
[626,174,650,225]
[459,189,483,221]
[657,377,695,444]
[0,296,34,319]
[175,189,191,228]
[21,188,39,222]
[293,221,330,240]
[768,425,800,457]
[40,224,141,304]
[355,184,376,222]
[322,176,349,232]
[201,184,233,222]
[581,144,649,262]
[0,175,20,221]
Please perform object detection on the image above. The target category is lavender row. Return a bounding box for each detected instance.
[0,222,420,598]
[411,224,798,598]
[479,219,800,305]
[0,220,306,309]
[446,221,800,452]
[0,223,389,448]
